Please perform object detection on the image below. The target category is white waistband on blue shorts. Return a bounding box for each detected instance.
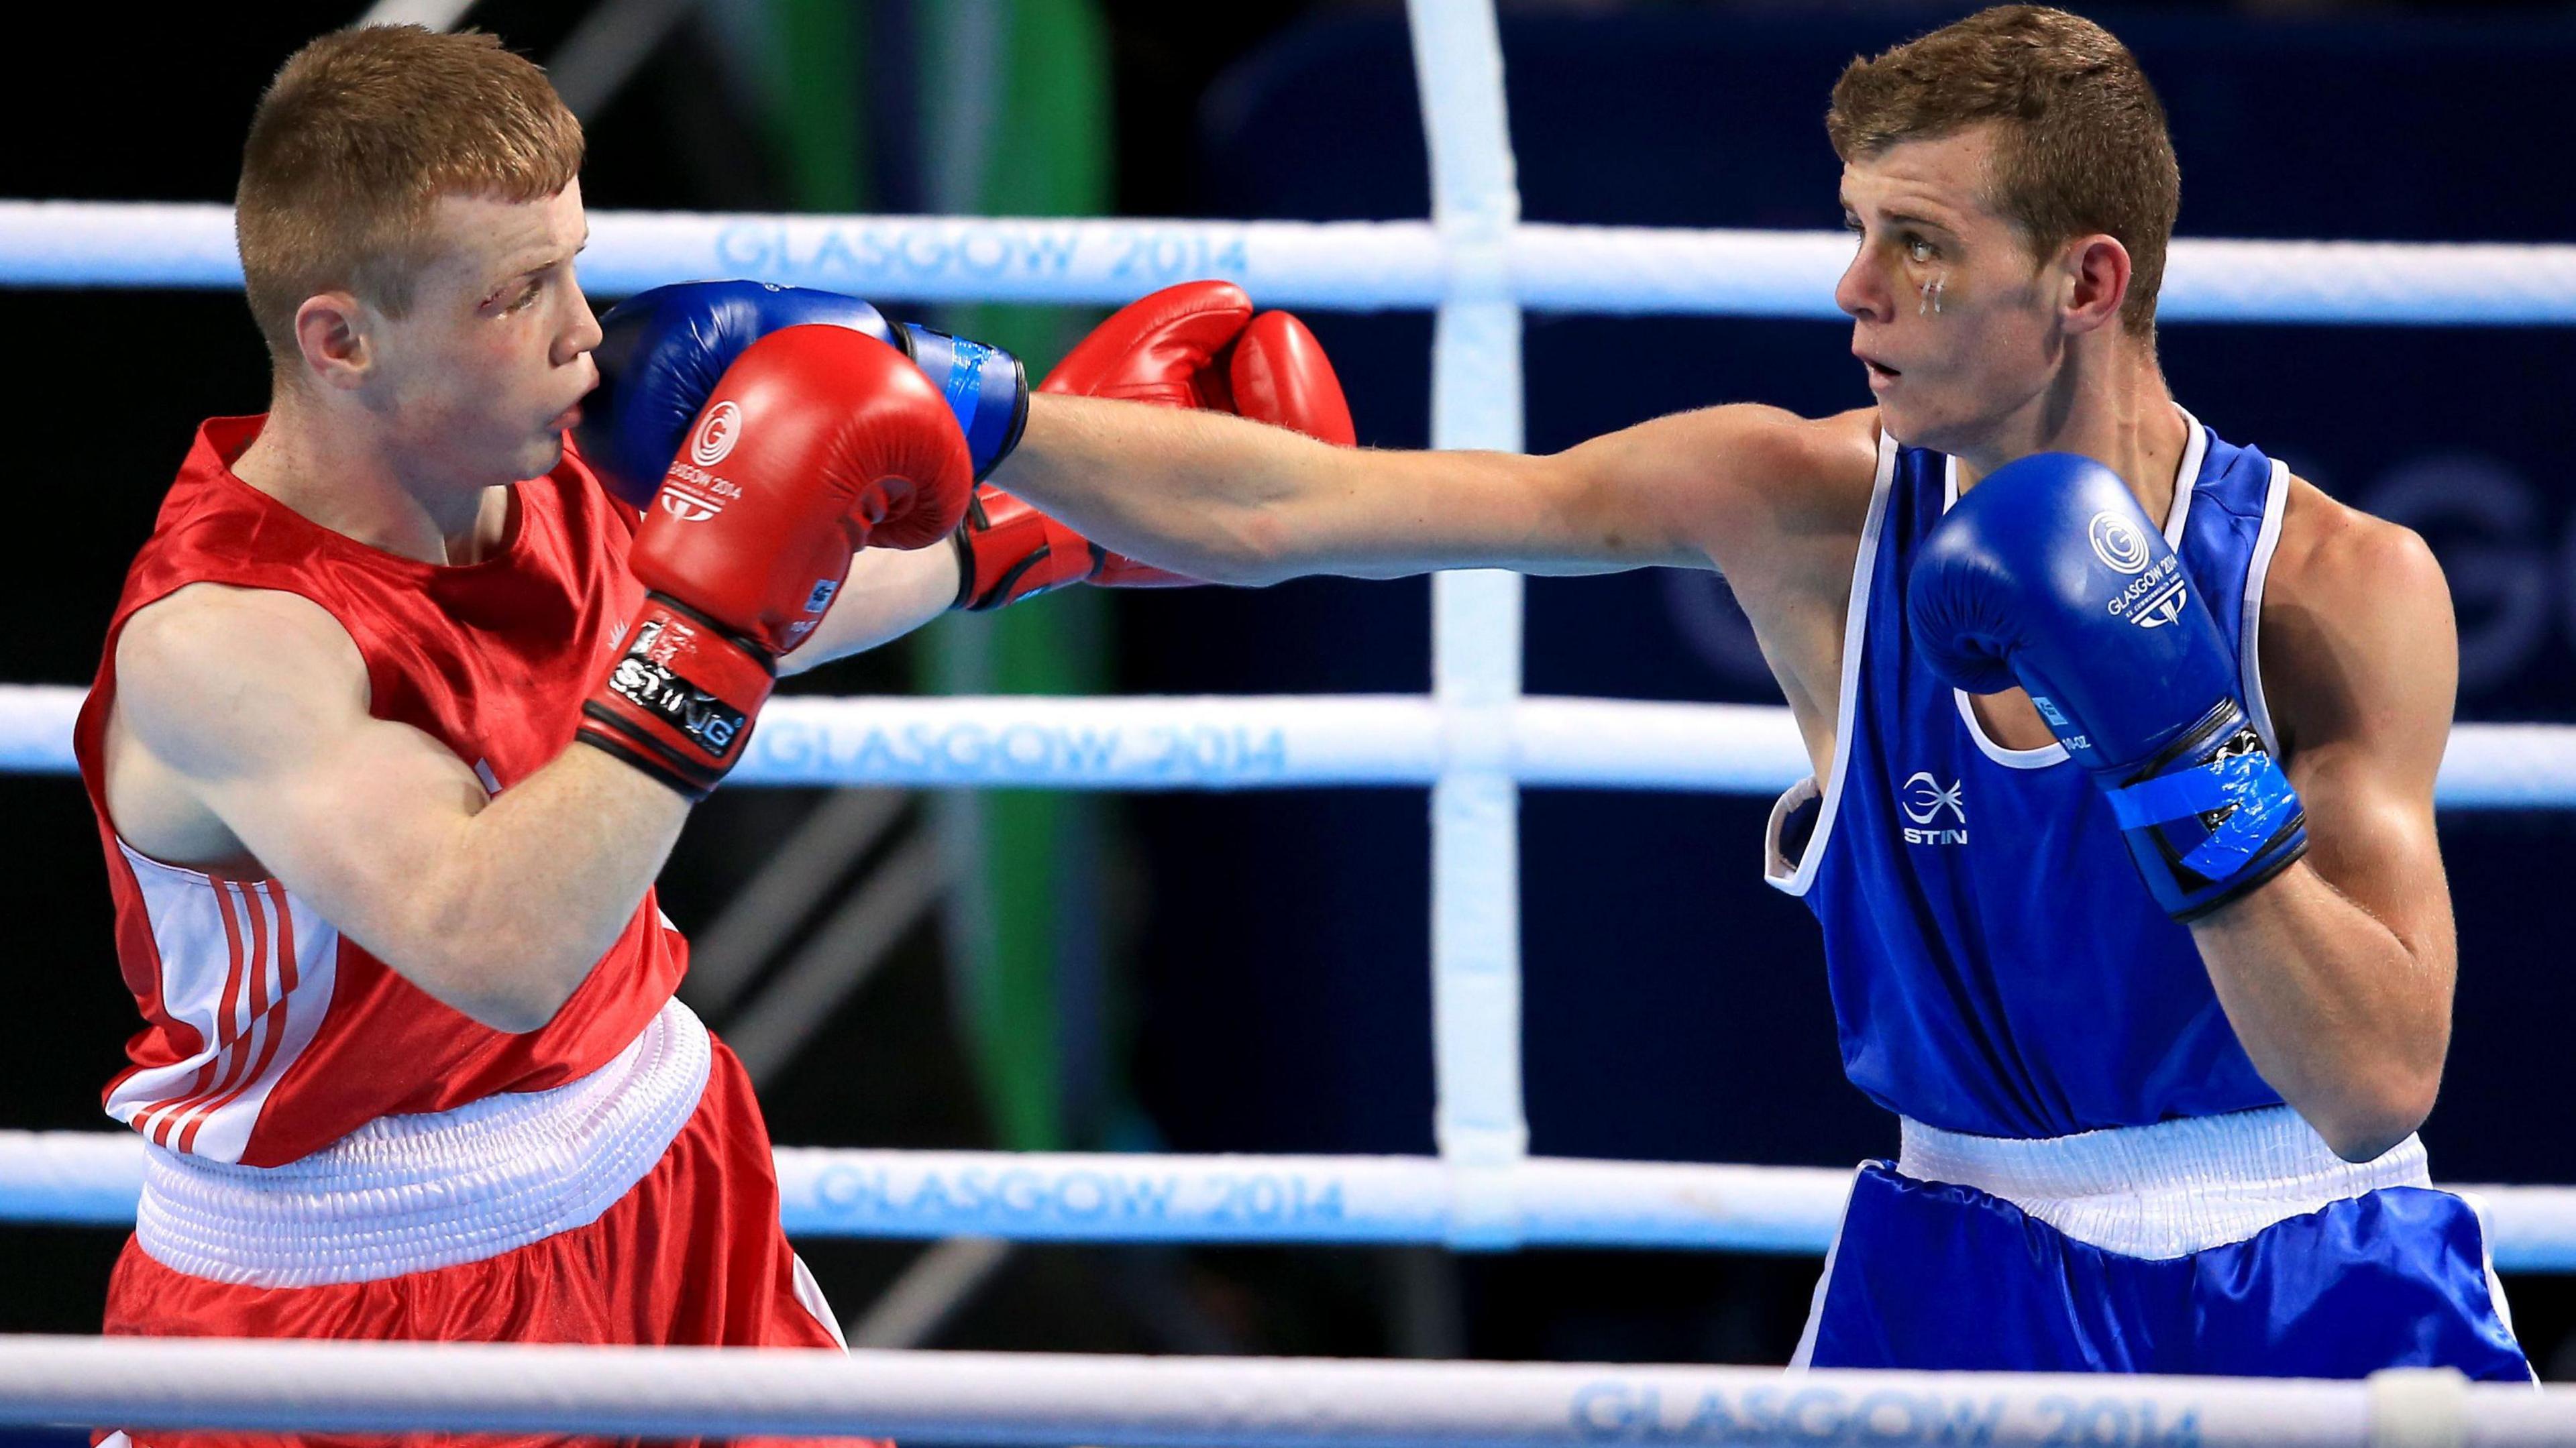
[135,997,712,1287]
[1895,1105,2431,1260]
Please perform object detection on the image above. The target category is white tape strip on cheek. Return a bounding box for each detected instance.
[1917,274,1945,315]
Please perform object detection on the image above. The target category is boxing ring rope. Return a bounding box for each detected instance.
[7,1129,2576,1272]
[1413,0,1532,1249]
[10,201,2576,323]
[7,1337,2567,1444]
[13,683,2576,804]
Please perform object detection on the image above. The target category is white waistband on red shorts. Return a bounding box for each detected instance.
[134,997,712,1287]
[1895,1105,2432,1260]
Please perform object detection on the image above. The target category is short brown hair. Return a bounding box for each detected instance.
[236,26,584,370]
[1825,5,2178,336]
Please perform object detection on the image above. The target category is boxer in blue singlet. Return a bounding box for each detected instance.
[781,3,2532,1378]
[1766,431,2522,1377]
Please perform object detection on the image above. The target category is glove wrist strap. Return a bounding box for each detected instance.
[2102,700,2308,921]
[577,594,776,799]
[900,323,1028,480]
[952,486,1105,611]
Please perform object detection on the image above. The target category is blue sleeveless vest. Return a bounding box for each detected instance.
[1766,412,2291,1139]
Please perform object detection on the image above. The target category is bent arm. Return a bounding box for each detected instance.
[2191,505,2458,1162]
[113,586,690,1032]
[994,394,1872,583]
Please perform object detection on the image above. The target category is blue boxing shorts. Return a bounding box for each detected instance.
[1794,1106,2530,1379]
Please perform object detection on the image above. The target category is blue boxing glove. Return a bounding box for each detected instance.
[576,280,1027,506]
[1906,453,2306,920]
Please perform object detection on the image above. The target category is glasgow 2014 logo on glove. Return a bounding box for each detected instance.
[2104,552,2188,630]
[691,400,743,467]
[2087,511,2152,574]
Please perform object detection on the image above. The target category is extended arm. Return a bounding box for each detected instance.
[2190,494,2459,1162]
[778,402,1881,702]
[994,395,1874,583]
[112,584,687,1032]
[637,274,1879,664]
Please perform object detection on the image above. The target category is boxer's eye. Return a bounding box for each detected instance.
[486,276,545,315]
[1904,234,1937,264]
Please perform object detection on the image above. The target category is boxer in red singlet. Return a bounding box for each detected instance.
[77,27,977,1448]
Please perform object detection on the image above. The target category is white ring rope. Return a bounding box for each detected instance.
[7,684,2576,805]
[1412,0,1535,1249]
[0,1336,2562,1443]
[9,1131,2575,1271]
[7,202,2576,323]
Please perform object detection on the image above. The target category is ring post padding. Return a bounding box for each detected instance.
[1409,0,1531,1250]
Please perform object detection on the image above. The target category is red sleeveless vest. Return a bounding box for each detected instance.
[74,416,688,1166]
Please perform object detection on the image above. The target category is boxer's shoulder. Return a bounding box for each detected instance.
[2257,474,2453,759]
[2267,474,2441,600]
[115,583,368,773]
[104,585,365,869]
[1577,403,1880,561]
[1589,404,1878,756]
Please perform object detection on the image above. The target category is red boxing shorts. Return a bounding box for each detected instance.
[95,1003,878,1448]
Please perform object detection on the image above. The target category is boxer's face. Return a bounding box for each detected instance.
[360,182,602,490]
[1834,125,2070,455]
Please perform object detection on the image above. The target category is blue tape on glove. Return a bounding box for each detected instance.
[2106,764,2233,829]
[2110,749,2299,881]
[900,323,1028,479]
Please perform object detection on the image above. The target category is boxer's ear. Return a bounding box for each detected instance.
[2058,233,2132,337]
[289,290,374,392]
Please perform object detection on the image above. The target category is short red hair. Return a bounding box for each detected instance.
[235,25,584,370]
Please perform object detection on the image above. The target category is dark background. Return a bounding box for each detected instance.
[6,0,2576,1404]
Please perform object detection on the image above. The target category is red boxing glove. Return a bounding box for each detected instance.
[1229,309,1358,447]
[951,282,1355,610]
[1040,280,1254,409]
[583,325,975,795]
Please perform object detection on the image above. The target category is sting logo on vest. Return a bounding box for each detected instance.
[1899,771,1968,844]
